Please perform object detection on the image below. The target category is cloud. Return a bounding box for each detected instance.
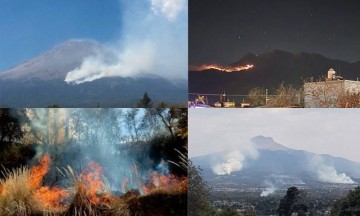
[65,0,187,84]
[309,155,355,184]
[151,0,187,21]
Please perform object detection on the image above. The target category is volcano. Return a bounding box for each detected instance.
[0,40,187,107]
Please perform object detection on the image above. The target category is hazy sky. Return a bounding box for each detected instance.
[0,0,121,71]
[189,109,360,163]
[189,0,360,65]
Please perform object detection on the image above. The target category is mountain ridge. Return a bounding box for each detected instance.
[0,40,187,107]
[189,49,360,95]
[191,136,360,183]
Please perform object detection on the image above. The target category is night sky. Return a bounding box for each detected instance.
[189,0,360,66]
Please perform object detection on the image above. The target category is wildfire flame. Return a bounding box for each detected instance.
[1,154,188,210]
[35,186,68,209]
[190,64,254,72]
[30,155,68,209]
[142,172,187,195]
[78,161,113,205]
[29,155,51,188]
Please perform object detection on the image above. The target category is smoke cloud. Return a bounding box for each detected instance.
[23,108,181,193]
[212,151,244,175]
[211,141,258,175]
[65,0,187,84]
[150,0,187,21]
[260,180,276,197]
[309,155,355,184]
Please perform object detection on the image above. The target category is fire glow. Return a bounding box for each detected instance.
[7,155,187,211]
[30,155,68,209]
[190,64,254,72]
[0,108,188,215]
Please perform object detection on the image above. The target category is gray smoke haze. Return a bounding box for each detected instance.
[65,0,187,84]
[260,180,276,197]
[24,108,174,193]
[309,155,356,184]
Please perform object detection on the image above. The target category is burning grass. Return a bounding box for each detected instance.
[0,155,187,216]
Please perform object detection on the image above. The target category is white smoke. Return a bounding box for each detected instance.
[151,0,187,21]
[260,180,276,197]
[65,0,187,84]
[309,155,355,184]
[212,142,258,175]
[212,151,244,175]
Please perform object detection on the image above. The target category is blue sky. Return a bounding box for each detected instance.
[0,0,122,71]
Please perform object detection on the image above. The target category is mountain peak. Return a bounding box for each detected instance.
[251,136,290,151]
[0,40,103,81]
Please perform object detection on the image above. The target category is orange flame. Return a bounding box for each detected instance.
[29,155,68,209]
[35,186,68,208]
[190,64,254,72]
[29,155,51,188]
[79,161,113,205]
[142,172,188,195]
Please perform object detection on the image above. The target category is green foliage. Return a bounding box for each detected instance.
[331,186,360,216]
[188,160,216,216]
[277,186,307,216]
[218,207,240,216]
[137,92,153,108]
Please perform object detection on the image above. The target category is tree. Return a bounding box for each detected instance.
[247,87,266,106]
[218,207,240,216]
[303,78,344,107]
[338,92,360,108]
[137,92,153,108]
[331,186,360,216]
[188,160,216,216]
[277,186,306,216]
[267,82,303,107]
[0,109,24,143]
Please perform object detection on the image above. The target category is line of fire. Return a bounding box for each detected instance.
[0,108,187,216]
[189,67,360,108]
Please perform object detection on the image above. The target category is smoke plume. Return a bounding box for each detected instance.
[260,180,276,197]
[309,155,355,184]
[212,151,244,175]
[65,0,187,84]
[211,141,258,175]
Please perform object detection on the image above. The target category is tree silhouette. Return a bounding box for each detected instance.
[137,92,153,108]
[188,160,216,216]
[331,186,360,216]
[0,109,24,143]
[277,186,306,216]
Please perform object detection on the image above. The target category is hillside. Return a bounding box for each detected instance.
[191,136,360,186]
[189,50,360,95]
[0,40,187,107]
